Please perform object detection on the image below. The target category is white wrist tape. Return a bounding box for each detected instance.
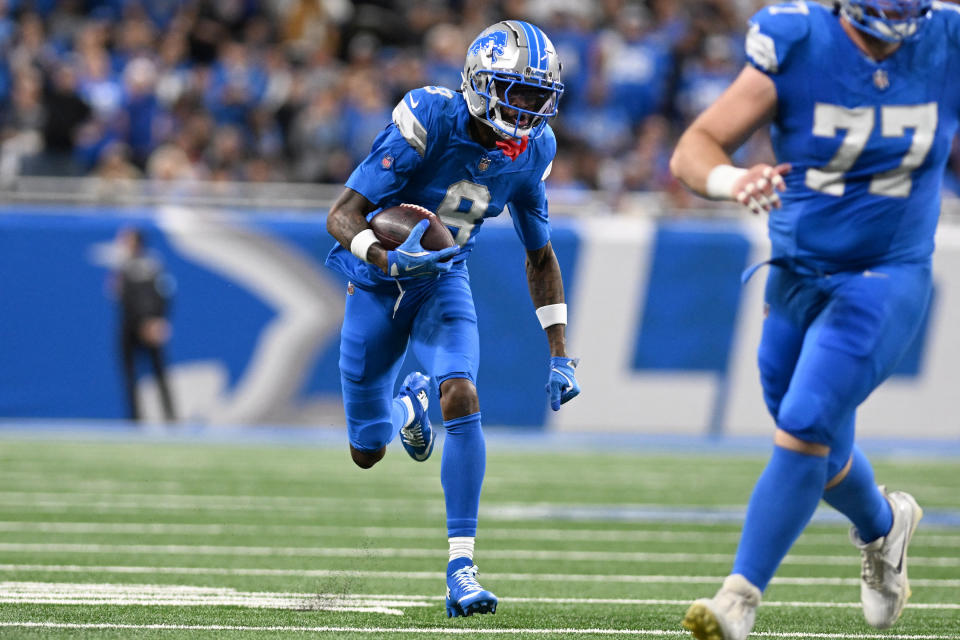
[536,303,567,329]
[706,164,748,200]
[350,228,379,261]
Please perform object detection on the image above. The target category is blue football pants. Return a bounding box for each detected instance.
[758,262,931,470]
[731,262,930,590]
[338,270,480,452]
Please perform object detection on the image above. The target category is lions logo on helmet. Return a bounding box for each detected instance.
[462,20,564,140]
[468,31,508,64]
[839,0,933,42]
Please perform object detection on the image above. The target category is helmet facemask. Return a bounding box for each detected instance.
[840,0,933,43]
[471,72,562,139]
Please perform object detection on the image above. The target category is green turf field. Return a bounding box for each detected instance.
[0,434,956,639]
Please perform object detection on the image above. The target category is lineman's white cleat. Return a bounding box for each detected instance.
[682,574,761,640]
[851,487,923,629]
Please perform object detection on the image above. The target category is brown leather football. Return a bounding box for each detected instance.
[370,203,456,254]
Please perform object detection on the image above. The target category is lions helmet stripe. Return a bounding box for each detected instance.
[516,20,541,70]
[532,22,549,71]
[530,21,547,71]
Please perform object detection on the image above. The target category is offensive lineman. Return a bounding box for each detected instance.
[669,1,956,638]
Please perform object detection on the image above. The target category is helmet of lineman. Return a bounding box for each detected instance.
[839,0,933,42]
[462,20,563,140]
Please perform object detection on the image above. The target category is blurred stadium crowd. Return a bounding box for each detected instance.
[2,0,960,200]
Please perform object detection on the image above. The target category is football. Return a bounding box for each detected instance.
[370,203,456,255]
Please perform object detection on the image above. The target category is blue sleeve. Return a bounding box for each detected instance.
[508,132,556,251]
[745,1,812,76]
[344,88,439,207]
[344,125,423,208]
[510,179,551,251]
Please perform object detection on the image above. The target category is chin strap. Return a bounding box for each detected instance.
[495,135,529,161]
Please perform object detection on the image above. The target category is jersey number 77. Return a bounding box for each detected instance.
[806,102,937,198]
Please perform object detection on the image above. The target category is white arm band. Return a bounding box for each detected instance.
[350,228,379,261]
[536,303,567,329]
[706,164,748,200]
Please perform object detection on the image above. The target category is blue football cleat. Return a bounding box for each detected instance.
[397,372,435,462]
[445,558,498,617]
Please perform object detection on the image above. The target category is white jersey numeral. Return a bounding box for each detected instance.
[805,102,938,198]
[805,104,874,196]
[769,1,809,14]
[869,104,938,197]
[436,180,491,245]
[424,85,455,99]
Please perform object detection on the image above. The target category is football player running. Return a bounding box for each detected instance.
[325,21,580,618]
[670,1,953,638]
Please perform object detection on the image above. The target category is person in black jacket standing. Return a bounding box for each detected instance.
[114,227,176,422]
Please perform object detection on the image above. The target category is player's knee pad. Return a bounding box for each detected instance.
[345,414,394,452]
[776,387,837,447]
[341,377,395,451]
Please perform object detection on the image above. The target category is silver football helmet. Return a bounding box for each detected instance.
[462,20,564,140]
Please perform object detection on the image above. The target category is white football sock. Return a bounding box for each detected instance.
[448,536,475,563]
[398,395,415,428]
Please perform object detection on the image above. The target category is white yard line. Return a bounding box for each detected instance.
[0,582,430,615]
[2,582,958,612]
[1,565,958,588]
[0,542,956,567]
[0,491,781,511]
[2,493,957,528]
[0,521,957,547]
[1,622,958,638]
[0,599,407,615]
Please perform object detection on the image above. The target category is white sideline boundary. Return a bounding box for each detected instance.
[0,542,956,567]
[1,622,959,638]
[2,565,959,588]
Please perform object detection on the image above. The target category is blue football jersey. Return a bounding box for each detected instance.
[746,1,960,272]
[326,85,557,289]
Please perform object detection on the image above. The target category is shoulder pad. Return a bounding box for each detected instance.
[746,1,813,74]
[932,1,960,47]
[391,86,458,157]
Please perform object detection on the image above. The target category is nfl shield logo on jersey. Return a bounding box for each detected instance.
[381,154,394,170]
[873,69,890,90]
[478,156,491,171]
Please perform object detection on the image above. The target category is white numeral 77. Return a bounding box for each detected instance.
[805,102,938,198]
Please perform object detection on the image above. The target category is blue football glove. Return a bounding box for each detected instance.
[546,356,580,411]
[386,219,459,277]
